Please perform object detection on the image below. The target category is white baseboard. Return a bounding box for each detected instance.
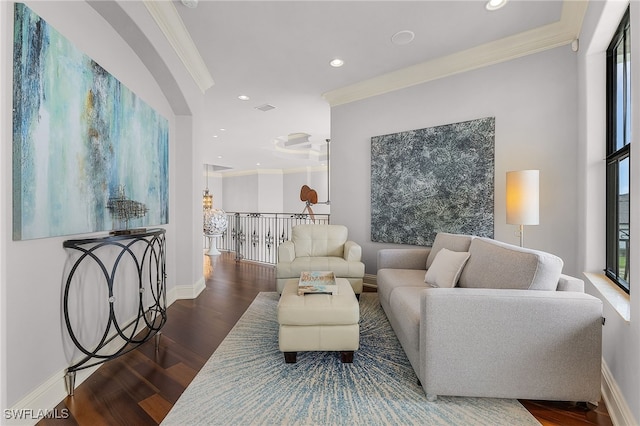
[167,276,206,304]
[7,277,206,425]
[6,321,149,425]
[601,358,638,426]
[5,366,89,425]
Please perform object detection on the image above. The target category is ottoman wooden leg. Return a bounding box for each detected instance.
[340,351,354,363]
[284,352,297,363]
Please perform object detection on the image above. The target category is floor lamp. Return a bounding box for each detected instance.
[506,170,539,247]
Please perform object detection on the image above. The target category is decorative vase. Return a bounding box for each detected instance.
[204,209,228,256]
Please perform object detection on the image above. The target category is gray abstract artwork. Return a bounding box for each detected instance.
[371,117,495,246]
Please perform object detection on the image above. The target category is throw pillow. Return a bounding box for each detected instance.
[424,248,471,288]
[426,232,474,269]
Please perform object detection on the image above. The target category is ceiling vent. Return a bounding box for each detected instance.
[255,103,276,112]
[211,164,233,171]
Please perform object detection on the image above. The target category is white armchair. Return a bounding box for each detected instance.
[276,224,365,295]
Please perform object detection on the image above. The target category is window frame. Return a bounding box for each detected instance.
[605,7,631,293]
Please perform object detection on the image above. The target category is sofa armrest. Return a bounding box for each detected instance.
[419,288,603,402]
[377,248,430,270]
[278,241,295,263]
[344,240,362,262]
[557,274,585,292]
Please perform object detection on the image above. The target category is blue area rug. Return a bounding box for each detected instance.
[162,293,540,425]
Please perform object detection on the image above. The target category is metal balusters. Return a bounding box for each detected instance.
[210,212,329,264]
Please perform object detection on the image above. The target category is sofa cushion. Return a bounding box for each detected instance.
[292,224,347,258]
[426,232,474,269]
[424,248,470,288]
[377,268,428,308]
[388,286,425,357]
[458,238,563,291]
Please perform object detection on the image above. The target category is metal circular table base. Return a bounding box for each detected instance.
[62,228,167,395]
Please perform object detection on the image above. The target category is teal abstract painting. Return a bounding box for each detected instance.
[12,4,169,240]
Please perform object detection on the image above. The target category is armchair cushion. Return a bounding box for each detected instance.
[277,256,364,278]
[343,240,362,262]
[278,241,296,263]
[292,224,347,258]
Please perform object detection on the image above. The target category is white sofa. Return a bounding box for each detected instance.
[377,232,603,403]
[276,224,365,295]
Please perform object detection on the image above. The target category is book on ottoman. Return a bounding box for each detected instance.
[298,271,338,295]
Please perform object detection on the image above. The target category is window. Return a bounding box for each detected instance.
[605,7,631,293]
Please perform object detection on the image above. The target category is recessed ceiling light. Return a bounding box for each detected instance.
[486,0,508,11]
[256,163,261,166]
[217,155,223,159]
[238,95,250,101]
[330,58,344,68]
[220,128,226,131]
[391,30,415,46]
[212,135,218,138]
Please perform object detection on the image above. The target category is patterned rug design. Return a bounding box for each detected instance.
[162,292,540,425]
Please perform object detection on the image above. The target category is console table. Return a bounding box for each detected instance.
[62,228,167,395]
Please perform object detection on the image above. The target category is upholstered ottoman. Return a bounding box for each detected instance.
[277,278,360,363]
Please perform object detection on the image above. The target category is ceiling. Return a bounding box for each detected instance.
[150,0,584,173]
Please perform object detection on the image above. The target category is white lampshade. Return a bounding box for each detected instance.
[506,170,539,225]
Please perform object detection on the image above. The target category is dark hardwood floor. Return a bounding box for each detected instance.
[39,252,612,425]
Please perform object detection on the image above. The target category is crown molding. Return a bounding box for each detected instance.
[143,0,214,93]
[219,168,283,178]
[218,165,327,178]
[282,165,328,175]
[323,0,587,107]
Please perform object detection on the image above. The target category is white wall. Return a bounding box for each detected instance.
[579,1,639,424]
[220,168,329,214]
[331,46,579,276]
[282,167,330,215]
[221,173,260,212]
[258,172,284,213]
[205,169,224,211]
[0,0,204,412]
[117,0,205,295]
